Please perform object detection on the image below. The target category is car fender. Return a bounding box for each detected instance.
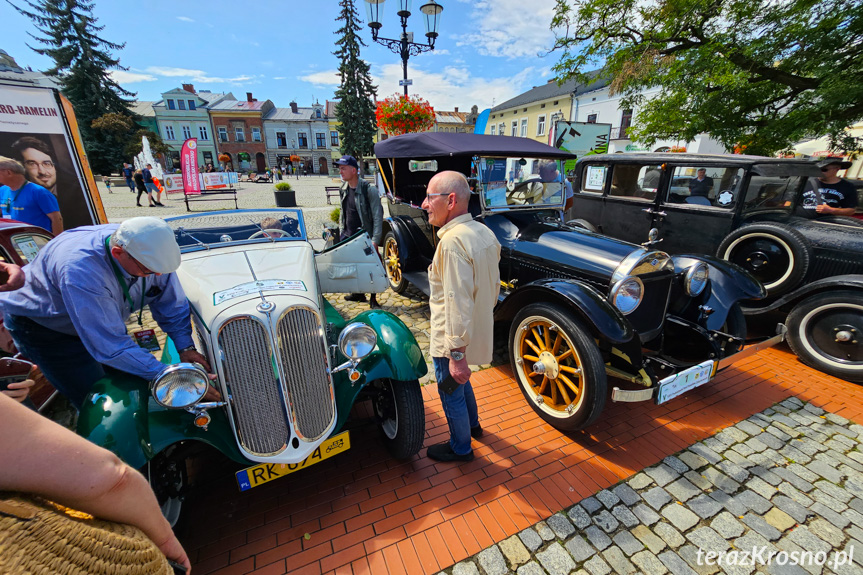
[77,371,247,469]
[384,216,429,273]
[745,274,863,315]
[351,309,428,381]
[494,279,635,344]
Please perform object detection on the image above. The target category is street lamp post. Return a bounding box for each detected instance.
[364,0,443,96]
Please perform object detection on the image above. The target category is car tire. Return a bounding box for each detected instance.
[373,378,425,459]
[383,231,408,294]
[566,218,598,233]
[509,303,607,431]
[717,222,811,297]
[145,445,186,528]
[786,290,863,383]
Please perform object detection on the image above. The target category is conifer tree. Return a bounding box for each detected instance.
[12,0,136,173]
[333,0,378,169]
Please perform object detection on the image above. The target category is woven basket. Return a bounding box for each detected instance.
[0,492,171,574]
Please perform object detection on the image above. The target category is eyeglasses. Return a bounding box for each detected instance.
[821,166,839,172]
[426,193,453,197]
[23,160,54,170]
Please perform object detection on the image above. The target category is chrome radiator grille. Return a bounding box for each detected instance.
[219,317,290,456]
[276,307,334,441]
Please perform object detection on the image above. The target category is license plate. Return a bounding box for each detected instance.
[655,360,717,404]
[235,431,350,492]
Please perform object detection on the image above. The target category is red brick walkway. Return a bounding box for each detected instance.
[182,345,863,575]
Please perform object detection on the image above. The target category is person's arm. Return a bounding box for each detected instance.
[440,245,476,384]
[367,183,384,245]
[816,205,856,215]
[146,275,194,353]
[47,211,63,236]
[0,261,25,292]
[0,393,191,571]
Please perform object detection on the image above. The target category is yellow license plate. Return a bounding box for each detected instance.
[235,431,350,491]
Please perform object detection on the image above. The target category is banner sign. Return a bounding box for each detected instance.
[553,121,612,174]
[0,83,100,228]
[181,138,201,195]
[163,172,238,193]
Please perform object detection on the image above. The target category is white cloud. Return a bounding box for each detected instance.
[109,70,157,83]
[273,76,287,80]
[143,66,252,84]
[431,49,450,56]
[455,0,557,59]
[176,16,194,22]
[298,70,341,87]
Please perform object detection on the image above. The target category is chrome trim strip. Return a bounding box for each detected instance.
[715,324,787,371]
[611,387,655,402]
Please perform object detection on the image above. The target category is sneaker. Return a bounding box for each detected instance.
[471,425,484,439]
[344,293,367,302]
[426,441,473,462]
[154,201,165,206]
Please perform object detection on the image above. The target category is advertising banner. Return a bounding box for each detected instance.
[181,138,201,195]
[0,83,102,229]
[553,121,612,174]
[163,171,237,193]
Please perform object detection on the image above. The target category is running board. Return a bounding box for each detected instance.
[402,271,430,296]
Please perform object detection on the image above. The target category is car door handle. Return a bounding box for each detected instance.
[642,208,667,217]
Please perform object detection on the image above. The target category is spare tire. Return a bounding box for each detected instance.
[717,222,811,297]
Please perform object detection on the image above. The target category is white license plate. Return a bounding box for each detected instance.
[655,360,716,404]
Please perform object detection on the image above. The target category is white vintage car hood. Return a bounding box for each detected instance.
[176,243,319,324]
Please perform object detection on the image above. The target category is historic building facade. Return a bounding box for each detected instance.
[208,93,275,172]
[152,85,231,169]
[262,101,331,175]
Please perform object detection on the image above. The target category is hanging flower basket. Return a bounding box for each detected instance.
[375,94,435,136]
[218,154,231,163]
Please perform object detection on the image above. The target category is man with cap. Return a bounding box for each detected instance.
[798,158,858,218]
[336,154,384,309]
[0,217,215,408]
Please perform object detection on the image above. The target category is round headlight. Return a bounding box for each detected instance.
[338,322,377,360]
[684,262,710,297]
[152,363,209,408]
[610,276,644,315]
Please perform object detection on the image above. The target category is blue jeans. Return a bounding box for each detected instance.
[433,357,478,455]
[125,177,134,191]
[5,314,106,409]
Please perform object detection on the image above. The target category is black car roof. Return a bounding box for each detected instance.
[580,153,819,168]
[374,132,576,159]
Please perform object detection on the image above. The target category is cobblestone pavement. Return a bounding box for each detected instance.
[444,398,863,575]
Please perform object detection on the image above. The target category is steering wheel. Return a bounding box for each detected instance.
[249,229,290,239]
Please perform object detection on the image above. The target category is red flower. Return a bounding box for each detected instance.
[376,94,435,136]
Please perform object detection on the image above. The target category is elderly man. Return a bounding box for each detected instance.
[337,155,384,308]
[0,156,63,235]
[421,171,501,462]
[0,217,214,408]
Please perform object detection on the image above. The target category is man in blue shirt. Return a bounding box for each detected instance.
[142,163,164,207]
[0,217,214,408]
[0,157,63,235]
[122,162,135,192]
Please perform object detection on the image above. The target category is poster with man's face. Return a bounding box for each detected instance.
[0,83,98,229]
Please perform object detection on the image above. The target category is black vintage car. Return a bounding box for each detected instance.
[375,133,783,431]
[571,154,863,383]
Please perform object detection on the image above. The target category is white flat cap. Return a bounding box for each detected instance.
[114,217,181,274]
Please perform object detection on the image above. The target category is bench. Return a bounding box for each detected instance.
[325,186,341,205]
[183,188,239,212]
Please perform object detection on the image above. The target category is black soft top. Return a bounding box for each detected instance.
[374,132,576,159]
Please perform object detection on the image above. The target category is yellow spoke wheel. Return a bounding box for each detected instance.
[509,303,607,431]
[383,231,408,294]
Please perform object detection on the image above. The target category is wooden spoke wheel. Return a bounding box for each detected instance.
[383,231,408,294]
[509,303,606,430]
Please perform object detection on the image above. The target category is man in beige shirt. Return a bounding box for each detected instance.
[422,171,501,462]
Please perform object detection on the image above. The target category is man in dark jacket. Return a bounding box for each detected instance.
[337,155,383,308]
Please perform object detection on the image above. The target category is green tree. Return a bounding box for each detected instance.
[12,0,137,173]
[90,112,170,163]
[551,0,863,155]
[333,0,378,168]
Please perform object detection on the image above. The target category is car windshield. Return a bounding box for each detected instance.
[164,209,306,249]
[477,156,567,209]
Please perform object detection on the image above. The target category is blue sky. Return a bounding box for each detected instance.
[1,0,564,112]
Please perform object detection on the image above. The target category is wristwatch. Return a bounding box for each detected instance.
[177,345,197,354]
[450,350,465,361]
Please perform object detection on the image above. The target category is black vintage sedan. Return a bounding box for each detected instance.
[571,154,863,383]
[375,133,783,431]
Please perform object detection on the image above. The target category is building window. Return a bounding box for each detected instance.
[541,103,546,109]
[165,125,175,140]
[298,132,308,148]
[235,127,245,142]
[316,133,326,148]
[490,125,496,136]
[166,99,175,110]
[178,100,186,111]
[520,119,528,137]
[511,121,517,137]
[587,114,597,123]
[537,115,545,136]
[188,100,196,111]
[218,126,228,142]
[252,127,262,142]
[499,123,505,135]
[620,109,633,135]
[276,132,287,148]
[330,131,339,146]
[182,125,192,140]
[553,100,559,105]
[199,126,209,140]
[315,109,322,118]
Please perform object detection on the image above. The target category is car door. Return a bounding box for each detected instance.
[314,232,389,294]
[599,162,664,245]
[652,165,741,254]
[571,162,606,227]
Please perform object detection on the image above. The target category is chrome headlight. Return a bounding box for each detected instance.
[152,363,209,408]
[610,276,644,315]
[338,322,377,360]
[684,262,710,297]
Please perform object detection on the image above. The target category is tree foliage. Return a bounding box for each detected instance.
[333,0,378,165]
[551,0,863,155]
[376,94,435,136]
[12,0,138,173]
